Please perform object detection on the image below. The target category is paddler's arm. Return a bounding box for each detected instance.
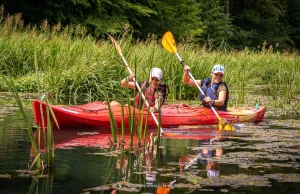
[214,90,226,106]
[204,90,226,106]
[183,65,201,87]
[121,73,136,89]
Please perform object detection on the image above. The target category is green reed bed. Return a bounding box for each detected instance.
[0,13,123,100]
[225,50,300,108]
[0,12,299,110]
[174,48,300,109]
[0,51,59,174]
[0,73,40,164]
[0,73,45,172]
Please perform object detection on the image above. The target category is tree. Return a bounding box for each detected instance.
[131,0,203,41]
[1,0,299,50]
[196,0,234,48]
[229,0,293,50]
[286,0,300,48]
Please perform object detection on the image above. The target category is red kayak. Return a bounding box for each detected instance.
[32,100,266,129]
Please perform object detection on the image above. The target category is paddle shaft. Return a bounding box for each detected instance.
[124,57,163,132]
[175,52,221,119]
[162,31,236,130]
[109,35,163,133]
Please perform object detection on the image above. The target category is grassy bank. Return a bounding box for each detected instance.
[0,12,299,109]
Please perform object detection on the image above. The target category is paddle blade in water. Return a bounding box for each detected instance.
[218,118,236,131]
[162,31,177,53]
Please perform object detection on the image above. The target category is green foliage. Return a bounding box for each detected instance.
[197,0,234,48]
[229,0,293,50]
[14,75,37,92]
[1,0,300,50]
[286,0,300,48]
[0,12,299,110]
[0,76,8,91]
[171,0,203,40]
[0,71,42,169]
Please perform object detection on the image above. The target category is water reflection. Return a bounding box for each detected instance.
[2,92,300,194]
[204,146,223,178]
[80,128,222,193]
[111,135,175,194]
[28,173,53,194]
[179,135,225,180]
[2,108,300,194]
[0,118,3,130]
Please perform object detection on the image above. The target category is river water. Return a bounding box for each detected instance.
[0,98,300,194]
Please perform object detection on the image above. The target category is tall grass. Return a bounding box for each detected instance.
[0,48,56,174]
[28,174,53,194]
[0,9,299,110]
[109,34,152,146]
[0,72,41,168]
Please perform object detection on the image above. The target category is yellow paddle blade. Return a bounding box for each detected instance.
[218,117,236,131]
[108,34,123,57]
[219,123,236,131]
[162,31,177,53]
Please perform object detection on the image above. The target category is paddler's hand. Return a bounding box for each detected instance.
[204,97,215,105]
[150,107,158,113]
[183,65,191,73]
[127,73,135,81]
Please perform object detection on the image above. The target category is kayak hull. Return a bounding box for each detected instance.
[32,100,266,129]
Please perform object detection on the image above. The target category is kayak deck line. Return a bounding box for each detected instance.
[61,108,79,114]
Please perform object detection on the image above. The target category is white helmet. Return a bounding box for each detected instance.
[211,64,225,75]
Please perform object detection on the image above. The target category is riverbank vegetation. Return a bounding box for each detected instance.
[2,1,300,50]
[0,4,299,187]
[0,11,299,110]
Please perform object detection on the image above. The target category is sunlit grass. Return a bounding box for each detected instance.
[0,10,299,111]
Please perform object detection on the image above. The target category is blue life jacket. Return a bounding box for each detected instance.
[199,78,228,111]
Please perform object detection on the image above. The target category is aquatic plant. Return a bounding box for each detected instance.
[0,72,41,168]
[0,9,299,111]
[0,49,59,174]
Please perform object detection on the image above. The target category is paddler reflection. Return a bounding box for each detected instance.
[180,137,225,178]
[115,133,176,194]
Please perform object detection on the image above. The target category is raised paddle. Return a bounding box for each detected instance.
[108,34,164,133]
[162,31,236,131]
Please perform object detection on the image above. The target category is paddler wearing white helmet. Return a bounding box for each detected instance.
[120,67,167,113]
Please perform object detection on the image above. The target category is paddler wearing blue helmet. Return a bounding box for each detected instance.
[183,64,229,111]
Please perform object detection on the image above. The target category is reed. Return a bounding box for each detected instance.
[143,109,150,144]
[0,71,44,170]
[125,149,133,181]
[118,148,125,180]
[156,103,162,147]
[27,174,54,194]
[1,50,59,171]
[137,96,145,145]
[104,145,118,183]
[0,49,59,172]
[126,83,134,147]
[34,51,58,168]
[45,97,55,167]
[99,67,118,143]
[0,10,299,110]
[120,95,125,142]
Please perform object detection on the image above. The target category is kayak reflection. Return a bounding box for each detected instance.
[37,127,220,149]
[33,126,225,193]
